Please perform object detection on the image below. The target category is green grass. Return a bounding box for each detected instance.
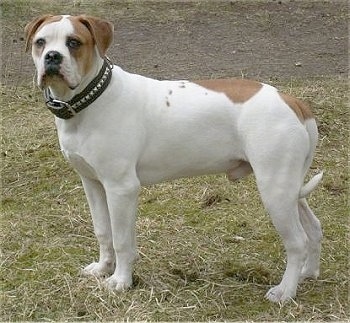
[1,78,348,321]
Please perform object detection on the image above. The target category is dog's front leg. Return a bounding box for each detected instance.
[103,177,140,291]
[80,176,115,277]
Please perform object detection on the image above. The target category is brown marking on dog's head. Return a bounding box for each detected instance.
[194,79,263,103]
[71,15,114,58]
[280,93,314,121]
[67,15,112,76]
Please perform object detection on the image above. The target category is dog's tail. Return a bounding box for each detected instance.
[299,171,323,198]
[299,118,323,199]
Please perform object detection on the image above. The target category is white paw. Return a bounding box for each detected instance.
[104,274,132,292]
[265,285,295,303]
[81,262,115,278]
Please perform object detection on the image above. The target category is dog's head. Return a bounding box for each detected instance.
[25,15,113,93]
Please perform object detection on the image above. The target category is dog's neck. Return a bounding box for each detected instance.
[43,56,113,120]
[47,57,105,102]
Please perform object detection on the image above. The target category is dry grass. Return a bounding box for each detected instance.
[1,77,349,321]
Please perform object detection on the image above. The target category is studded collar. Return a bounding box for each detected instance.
[43,58,113,119]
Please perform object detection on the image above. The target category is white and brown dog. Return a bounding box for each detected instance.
[25,14,323,302]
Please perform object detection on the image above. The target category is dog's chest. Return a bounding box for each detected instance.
[56,121,98,179]
[63,151,98,179]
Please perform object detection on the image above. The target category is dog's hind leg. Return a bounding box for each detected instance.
[256,175,308,302]
[80,176,116,277]
[298,198,322,281]
[258,178,308,302]
[246,130,310,302]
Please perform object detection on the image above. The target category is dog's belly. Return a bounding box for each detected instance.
[137,158,238,185]
[136,112,243,184]
[136,127,242,185]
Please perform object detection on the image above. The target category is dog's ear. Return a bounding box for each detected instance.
[24,15,54,52]
[77,15,114,57]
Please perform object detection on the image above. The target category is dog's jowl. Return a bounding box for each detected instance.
[25,14,323,303]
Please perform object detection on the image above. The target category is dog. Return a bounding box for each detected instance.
[25,14,323,302]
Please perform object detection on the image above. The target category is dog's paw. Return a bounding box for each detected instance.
[265,285,295,303]
[104,274,132,292]
[81,262,114,278]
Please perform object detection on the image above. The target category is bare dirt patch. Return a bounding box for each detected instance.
[1,0,348,85]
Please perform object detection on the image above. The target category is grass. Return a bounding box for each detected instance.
[1,77,349,321]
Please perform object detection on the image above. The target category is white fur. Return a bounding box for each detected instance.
[31,17,323,302]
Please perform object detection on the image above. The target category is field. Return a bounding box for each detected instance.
[1,0,349,321]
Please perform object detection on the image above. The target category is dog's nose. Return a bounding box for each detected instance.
[44,51,63,75]
[45,51,63,65]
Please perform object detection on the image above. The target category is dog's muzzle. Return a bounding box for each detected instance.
[44,50,63,76]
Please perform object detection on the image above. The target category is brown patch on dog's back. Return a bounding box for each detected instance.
[279,93,314,121]
[194,79,263,103]
[195,79,313,121]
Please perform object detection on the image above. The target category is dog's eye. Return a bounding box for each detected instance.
[35,38,46,48]
[66,38,81,49]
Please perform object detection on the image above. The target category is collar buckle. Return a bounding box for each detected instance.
[45,93,77,119]
[47,98,69,109]
[51,99,77,116]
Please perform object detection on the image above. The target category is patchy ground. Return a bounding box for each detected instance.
[1,0,348,85]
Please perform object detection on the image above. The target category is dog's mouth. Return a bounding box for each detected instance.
[41,70,63,85]
[39,69,78,91]
[45,63,62,77]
